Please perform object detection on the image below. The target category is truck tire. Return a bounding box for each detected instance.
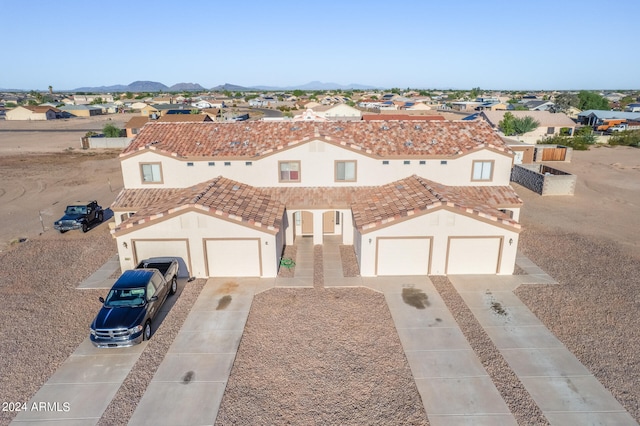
[82,222,89,233]
[97,211,103,222]
[143,320,152,341]
[170,276,178,295]
[58,229,67,234]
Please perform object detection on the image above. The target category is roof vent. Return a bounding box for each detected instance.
[334,126,344,131]
[430,139,438,145]
[195,141,201,146]
[414,124,422,130]
[396,184,404,190]
[230,141,240,147]
[405,140,413,147]
[381,125,389,130]
[290,126,300,131]
[232,185,240,191]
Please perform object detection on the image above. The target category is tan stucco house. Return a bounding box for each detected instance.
[5,105,59,120]
[111,120,522,278]
[480,110,576,144]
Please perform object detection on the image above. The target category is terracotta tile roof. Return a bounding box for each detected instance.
[362,114,445,121]
[111,177,284,235]
[121,120,510,160]
[157,114,212,122]
[351,175,522,232]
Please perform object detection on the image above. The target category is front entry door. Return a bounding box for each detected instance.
[323,211,335,234]
[301,211,313,235]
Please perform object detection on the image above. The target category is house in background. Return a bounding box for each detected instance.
[58,104,102,117]
[479,110,576,144]
[124,116,150,137]
[111,120,522,279]
[5,105,60,120]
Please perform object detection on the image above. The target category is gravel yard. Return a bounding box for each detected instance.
[215,287,429,425]
[0,226,115,425]
[515,225,640,422]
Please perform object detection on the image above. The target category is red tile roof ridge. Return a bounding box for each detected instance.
[111,177,284,235]
[120,120,510,159]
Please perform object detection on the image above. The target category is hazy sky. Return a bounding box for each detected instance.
[3,0,638,91]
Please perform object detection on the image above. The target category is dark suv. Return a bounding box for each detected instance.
[54,200,104,233]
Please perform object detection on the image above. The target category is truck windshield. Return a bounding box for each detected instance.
[65,206,87,215]
[104,288,146,307]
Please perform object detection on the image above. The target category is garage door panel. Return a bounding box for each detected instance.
[377,238,430,276]
[206,239,261,277]
[133,240,190,275]
[447,237,500,274]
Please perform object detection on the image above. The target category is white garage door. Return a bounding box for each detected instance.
[133,239,190,273]
[447,237,501,274]
[206,239,261,277]
[377,237,431,276]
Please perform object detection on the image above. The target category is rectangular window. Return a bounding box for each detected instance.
[472,160,494,181]
[140,163,162,183]
[208,162,215,166]
[547,127,555,134]
[382,160,389,165]
[335,160,356,182]
[245,161,253,166]
[419,160,426,165]
[440,160,448,165]
[224,161,231,166]
[279,161,301,182]
[335,211,340,225]
[187,162,194,167]
[403,160,411,165]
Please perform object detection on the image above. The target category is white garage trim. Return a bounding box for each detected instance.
[132,239,192,274]
[446,236,502,274]
[376,237,432,276]
[204,238,262,277]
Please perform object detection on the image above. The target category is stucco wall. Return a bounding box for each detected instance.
[115,210,280,278]
[357,208,519,276]
[120,140,513,189]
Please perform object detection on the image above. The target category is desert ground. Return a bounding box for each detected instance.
[0,116,639,424]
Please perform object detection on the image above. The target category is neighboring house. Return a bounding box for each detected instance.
[624,103,640,113]
[58,104,102,117]
[577,110,640,127]
[142,104,195,117]
[292,108,329,121]
[124,116,150,138]
[522,100,555,111]
[314,104,362,121]
[111,120,522,279]
[5,105,59,120]
[475,102,508,111]
[480,110,576,144]
[451,101,482,112]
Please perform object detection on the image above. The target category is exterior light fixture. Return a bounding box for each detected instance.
[509,238,513,246]
[122,241,128,249]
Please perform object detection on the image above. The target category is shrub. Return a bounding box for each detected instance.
[609,131,640,147]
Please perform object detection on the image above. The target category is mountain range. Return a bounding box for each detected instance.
[1,81,378,93]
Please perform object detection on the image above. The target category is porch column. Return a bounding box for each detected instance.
[313,211,324,245]
[285,210,295,245]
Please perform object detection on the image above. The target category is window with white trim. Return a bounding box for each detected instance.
[335,160,356,182]
[279,161,300,182]
[472,160,494,181]
[140,163,162,183]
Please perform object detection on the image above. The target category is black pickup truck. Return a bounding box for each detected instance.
[54,200,103,233]
[89,258,179,348]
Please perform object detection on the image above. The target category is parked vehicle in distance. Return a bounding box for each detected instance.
[89,259,179,348]
[54,200,103,233]
[607,121,640,133]
[596,119,626,132]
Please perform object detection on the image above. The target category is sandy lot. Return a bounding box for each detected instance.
[0,115,134,252]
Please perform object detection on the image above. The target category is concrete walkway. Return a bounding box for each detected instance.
[370,275,517,425]
[449,274,638,425]
[76,254,119,289]
[129,277,273,425]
